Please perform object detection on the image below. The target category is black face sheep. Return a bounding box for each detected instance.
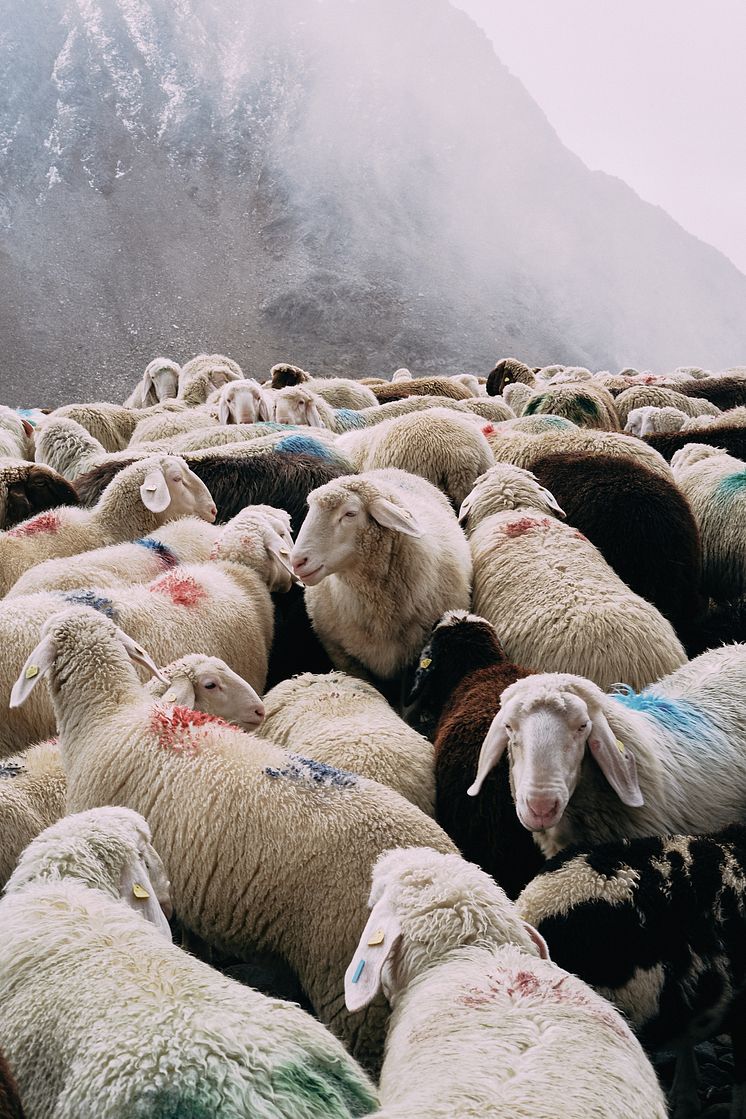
[0,1050,24,1119]
[0,461,79,530]
[518,825,746,1119]
[468,644,746,858]
[404,610,544,898]
[486,357,536,396]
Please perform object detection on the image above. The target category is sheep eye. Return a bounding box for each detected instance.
[203,681,217,690]
[343,510,357,519]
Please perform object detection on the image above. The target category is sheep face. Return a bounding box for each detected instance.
[158,656,266,729]
[143,360,179,403]
[218,380,271,425]
[139,457,217,524]
[274,388,325,428]
[291,485,422,585]
[468,682,643,832]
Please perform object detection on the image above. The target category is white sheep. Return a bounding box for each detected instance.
[273,385,361,433]
[344,847,667,1118]
[449,372,483,396]
[335,408,495,508]
[625,405,690,436]
[484,424,675,480]
[291,468,472,691]
[614,385,720,428]
[47,400,184,452]
[0,506,290,752]
[671,443,746,600]
[259,672,435,814]
[123,357,181,408]
[11,606,456,1071]
[501,381,532,414]
[216,378,275,424]
[458,463,687,691]
[34,417,144,481]
[467,641,746,858]
[0,807,378,1119]
[6,503,290,598]
[269,365,378,409]
[0,653,267,888]
[391,368,413,382]
[0,407,33,461]
[0,454,216,597]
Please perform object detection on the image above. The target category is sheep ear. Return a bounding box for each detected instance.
[9,634,57,707]
[345,898,401,1013]
[218,396,232,425]
[116,628,170,684]
[140,468,171,513]
[539,487,565,518]
[160,674,195,708]
[522,921,551,960]
[258,391,274,422]
[142,368,155,400]
[457,493,473,525]
[368,498,423,538]
[119,855,172,937]
[20,417,35,438]
[305,400,325,428]
[265,530,302,589]
[587,707,644,807]
[406,644,435,703]
[467,714,508,796]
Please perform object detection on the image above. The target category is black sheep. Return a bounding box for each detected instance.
[645,425,746,463]
[0,1049,25,1119]
[0,463,79,530]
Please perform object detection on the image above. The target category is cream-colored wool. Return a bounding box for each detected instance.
[123,357,181,408]
[12,607,456,1072]
[48,400,183,453]
[469,646,746,858]
[0,407,33,461]
[671,444,746,600]
[336,409,494,508]
[449,373,483,396]
[293,469,472,683]
[304,378,378,410]
[0,455,216,597]
[0,807,379,1119]
[459,464,686,691]
[501,381,532,415]
[345,848,666,1119]
[0,511,285,753]
[614,385,720,427]
[485,425,674,480]
[274,386,353,433]
[260,672,435,814]
[34,417,146,481]
[521,382,621,431]
[625,405,690,436]
[128,405,219,446]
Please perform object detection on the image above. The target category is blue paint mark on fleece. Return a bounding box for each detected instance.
[612,685,716,743]
[334,408,367,431]
[0,762,24,779]
[134,537,179,567]
[716,471,746,499]
[61,590,120,622]
[275,434,337,461]
[265,754,358,788]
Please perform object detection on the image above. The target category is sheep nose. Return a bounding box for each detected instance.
[527,797,560,822]
[254,703,265,721]
[208,503,217,520]
[291,554,309,574]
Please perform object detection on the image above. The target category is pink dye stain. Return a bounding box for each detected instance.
[150,705,230,753]
[7,511,61,538]
[482,424,495,436]
[501,515,553,538]
[149,573,206,608]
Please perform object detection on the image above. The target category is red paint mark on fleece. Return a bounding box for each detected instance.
[501,515,554,538]
[150,705,231,753]
[7,511,61,537]
[482,424,495,436]
[149,573,206,608]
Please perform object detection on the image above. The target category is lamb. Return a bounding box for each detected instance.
[34,417,145,481]
[614,385,720,427]
[11,606,456,1070]
[123,357,181,408]
[370,377,472,404]
[0,1050,24,1119]
[625,405,691,436]
[671,443,746,600]
[391,368,413,382]
[403,611,544,898]
[259,672,435,814]
[459,463,686,690]
[344,847,667,1119]
[0,807,378,1119]
[6,503,291,598]
[335,408,494,508]
[467,642,746,859]
[0,460,79,530]
[526,449,706,633]
[127,405,219,446]
[517,825,746,1119]
[0,454,216,596]
[291,468,472,696]
[486,357,536,396]
[75,449,349,532]
[0,508,286,751]
[0,407,33,461]
[522,382,621,430]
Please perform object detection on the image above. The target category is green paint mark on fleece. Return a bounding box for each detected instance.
[716,470,746,499]
[273,1060,378,1117]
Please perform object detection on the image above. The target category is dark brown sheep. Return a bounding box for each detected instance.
[0,1050,25,1119]
[486,358,535,397]
[269,363,310,389]
[404,611,543,899]
[528,450,706,635]
[370,377,472,404]
[676,376,746,411]
[0,462,79,530]
[645,425,746,463]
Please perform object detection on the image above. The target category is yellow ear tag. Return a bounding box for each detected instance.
[368,929,385,947]
[25,665,39,679]
[163,693,177,704]
[615,739,626,755]
[132,883,150,900]
[419,657,432,669]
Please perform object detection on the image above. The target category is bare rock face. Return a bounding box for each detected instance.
[1,0,745,405]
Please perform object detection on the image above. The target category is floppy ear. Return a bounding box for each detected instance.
[457,492,474,526]
[218,394,232,425]
[522,921,551,960]
[305,400,325,429]
[159,673,195,708]
[119,854,172,937]
[258,390,274,422]
[467,714,508,796]
[264,529,301,589]
[20,417,35,438]
[115,628,170,683]
[345,896,401,1013]
[140,468,171,513]
[10,634,57,707]
[368,498,423,538]
[141,368,155,404]
[406,645,434,704]
[587,705,644,807]
[538,487,565,518]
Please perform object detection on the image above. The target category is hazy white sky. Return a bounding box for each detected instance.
[452,0,746,275]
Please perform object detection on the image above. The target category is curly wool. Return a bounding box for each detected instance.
[614,385,720,426]
[486,425,674,480]
[370,378,472,404]
[522,382,620,431]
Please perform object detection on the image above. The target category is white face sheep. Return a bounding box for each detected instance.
[217,379,274,425]
[274,385,332,429]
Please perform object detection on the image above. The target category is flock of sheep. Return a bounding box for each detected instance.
[0,351,745,1118]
